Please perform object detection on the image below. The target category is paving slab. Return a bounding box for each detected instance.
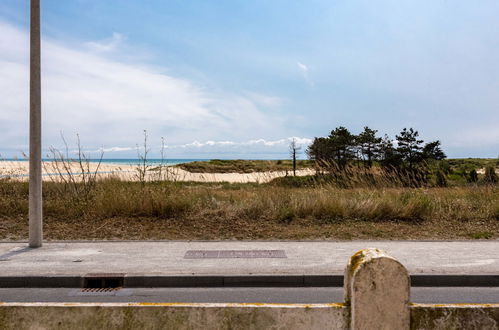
[0,241,498,278]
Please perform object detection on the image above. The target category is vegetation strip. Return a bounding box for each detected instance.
[1,127,498,241]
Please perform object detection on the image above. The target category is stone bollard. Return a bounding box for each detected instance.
[344,248,410,330]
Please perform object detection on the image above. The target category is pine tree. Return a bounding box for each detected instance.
[328,126,356,168]
[422,141,446,160]
[357,126,382,168]
[307,137,332,163]
[396,128,424,167]
[379,135,401,169]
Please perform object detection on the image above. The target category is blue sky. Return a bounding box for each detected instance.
[1,1,499,159]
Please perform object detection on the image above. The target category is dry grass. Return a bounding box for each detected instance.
[0,178,498,241]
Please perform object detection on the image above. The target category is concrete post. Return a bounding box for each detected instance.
[29,0,43,248]
[344,248,410,330]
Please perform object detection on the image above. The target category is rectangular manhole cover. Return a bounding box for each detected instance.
[184,250,287,259]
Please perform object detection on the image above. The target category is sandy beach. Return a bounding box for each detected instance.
[0,161,314,183]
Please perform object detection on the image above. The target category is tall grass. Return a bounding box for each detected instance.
[1,178,497,224]
[272,159,498,189]
[2,142,498,240]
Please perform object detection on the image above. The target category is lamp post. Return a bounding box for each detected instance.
[29,0,42,248]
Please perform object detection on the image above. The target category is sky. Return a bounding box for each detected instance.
[1,0,499,159]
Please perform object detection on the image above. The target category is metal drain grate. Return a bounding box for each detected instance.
[69,287,133,297]
[81,287,121,293]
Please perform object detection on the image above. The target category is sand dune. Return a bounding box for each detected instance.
[0,161,314,183]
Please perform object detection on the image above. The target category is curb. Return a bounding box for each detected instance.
[0,275,498,288]
[410,275,499,287]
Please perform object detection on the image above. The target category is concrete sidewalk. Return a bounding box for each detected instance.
[1,241,498,287]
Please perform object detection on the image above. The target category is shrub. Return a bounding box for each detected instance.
[435,171,447,187]
[269,175,319,188]
[468,169,478,183]
[484,166,498,184]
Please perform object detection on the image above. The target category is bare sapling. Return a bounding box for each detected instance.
[156,136,171,182]
[289,138,301,177]
[45,133,104,201]
[136,130,150,185]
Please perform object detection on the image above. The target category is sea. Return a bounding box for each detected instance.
[85,159,208,166]
[2,159,208,166]
[0,158,208,178]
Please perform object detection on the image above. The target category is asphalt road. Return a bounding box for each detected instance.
[1,287,498,304]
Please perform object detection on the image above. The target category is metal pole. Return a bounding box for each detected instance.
[29,0,42,248]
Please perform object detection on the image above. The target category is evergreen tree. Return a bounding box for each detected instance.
[422,141,446,160]
[357,126,382,167]
[396,128,424,167]
[379,135,401,169]
[328,126,356,168]
[307,137,332,163]
[307,126,447,187]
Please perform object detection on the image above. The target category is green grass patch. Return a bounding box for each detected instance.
[178,159,314,173]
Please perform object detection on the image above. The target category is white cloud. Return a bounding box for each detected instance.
[84,137,313,158]
[98,146,134,152]
[85,32,125,53]
[172,137,313,158]
[243,91,285,107]
[297,61,314,87]
[176,137,312,149]
[297,62,308,72]
[0,20,288,157]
